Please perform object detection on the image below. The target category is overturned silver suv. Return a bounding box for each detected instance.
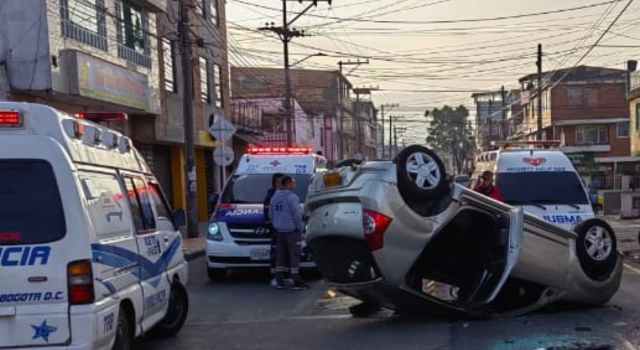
[305,145,622,318]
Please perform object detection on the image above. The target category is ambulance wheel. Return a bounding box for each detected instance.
[208,268,227,281]
[575,219,618,282]
[396,145,449,203]
[153,284,189,337]
[112,306,134,350]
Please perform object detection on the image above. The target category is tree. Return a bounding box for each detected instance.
[425,105,475,174]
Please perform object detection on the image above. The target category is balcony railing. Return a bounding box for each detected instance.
[62,20,107,51]
[117,44,152,68]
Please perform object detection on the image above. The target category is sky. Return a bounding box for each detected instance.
[225,0,640,144]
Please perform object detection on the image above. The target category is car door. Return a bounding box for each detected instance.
[146,180,182,274]
[121,175,171,331]
[79,170,141,345]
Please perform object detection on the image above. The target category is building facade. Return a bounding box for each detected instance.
[231,67,360,162]
[517,66,633,191]
[0,0,231,222]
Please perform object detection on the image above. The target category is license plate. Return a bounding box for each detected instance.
[249,247,271,261]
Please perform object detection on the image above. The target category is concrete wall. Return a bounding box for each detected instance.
[0,0,52,93]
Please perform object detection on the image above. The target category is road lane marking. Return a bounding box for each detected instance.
[623,263,640,275]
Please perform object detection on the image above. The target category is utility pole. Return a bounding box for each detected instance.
[336,58,368,159]
[393,126,398,158]
[500,85,506,140]
[537,43,543,141]
[379,103,398,159]
[178,0,198,237]
[259,0,332,147]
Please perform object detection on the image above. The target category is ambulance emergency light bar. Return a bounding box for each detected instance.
[247,145,313,155]
[493,140,561,149]
[0,111,23,128]
[76,112,128,122]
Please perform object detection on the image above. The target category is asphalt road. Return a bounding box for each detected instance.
[140,255,640,350]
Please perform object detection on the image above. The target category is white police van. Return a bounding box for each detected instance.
[0,103,189,349]
[206,146,327,279]
[473,142,594,231]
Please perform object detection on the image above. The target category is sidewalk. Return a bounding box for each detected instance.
[181,222,208,261]
[600,215,640,263]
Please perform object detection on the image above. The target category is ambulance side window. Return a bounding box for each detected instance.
[148,182,175,230]
[123,177,157,233]
[79,172,133,238]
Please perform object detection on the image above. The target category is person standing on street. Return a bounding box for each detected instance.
[270,175,308,290]
[264,173,284,287]
[473,171,504,202]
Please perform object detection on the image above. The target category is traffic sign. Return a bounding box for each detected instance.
[209,113,236,142]
[213,146,235,166]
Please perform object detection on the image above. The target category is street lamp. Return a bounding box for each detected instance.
[291,52,327,67]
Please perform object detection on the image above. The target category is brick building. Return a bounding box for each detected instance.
[517,66,633,190]
[231,67,359,162]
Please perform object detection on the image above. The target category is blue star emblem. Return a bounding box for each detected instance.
[31,320,57,343]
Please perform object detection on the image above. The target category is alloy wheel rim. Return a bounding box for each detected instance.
[584,226,613,261]
[405,152,441,190]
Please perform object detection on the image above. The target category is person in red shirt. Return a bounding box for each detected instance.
[473,171,504,202]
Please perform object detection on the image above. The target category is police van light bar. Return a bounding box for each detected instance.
[0,111,23,128]
[248,146,313,155]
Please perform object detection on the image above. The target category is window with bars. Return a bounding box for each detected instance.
[116,0,151,68]
[162,39,177,93]
[209,0,219,26]
[200,57,211,104]
[214,64,223,108]
[576,125,609,145]
[60,0,107,50]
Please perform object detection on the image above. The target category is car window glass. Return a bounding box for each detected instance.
[497,171,589,205]
[0,160,66,245]
[148,183,174,228]
[124,177,147,232]
[221,174,312,203]
[130,177,156,232]
[80,172,133,238]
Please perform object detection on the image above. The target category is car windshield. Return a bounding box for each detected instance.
[221,174,312,204]
[497,171,589,206]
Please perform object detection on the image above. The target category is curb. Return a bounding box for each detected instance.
[183,249,205,262]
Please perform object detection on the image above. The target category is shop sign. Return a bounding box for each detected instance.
[68,51,150,111]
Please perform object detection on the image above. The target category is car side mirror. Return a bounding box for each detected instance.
[173,209,186,228]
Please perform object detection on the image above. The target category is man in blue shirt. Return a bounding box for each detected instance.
[270,175,308,290]
[263,173,284,286]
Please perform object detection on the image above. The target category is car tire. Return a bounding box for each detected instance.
[152,284,189,337]
[207,268,227,281]
[574,219,618,282]
[112,306,134,350]
[396,145,449,204]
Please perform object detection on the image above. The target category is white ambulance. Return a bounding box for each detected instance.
[0,103,189,349]
[473,142,594,231]
[206,146,327,279]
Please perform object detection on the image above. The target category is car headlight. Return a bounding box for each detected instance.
[207,223,223,241]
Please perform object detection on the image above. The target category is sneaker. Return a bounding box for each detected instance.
[270,278,278,288]
[272,277,287,289]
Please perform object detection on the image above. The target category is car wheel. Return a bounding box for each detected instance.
[575,219,618,282]
[396,145,449,204]
[112,307,133,350]
[153,284,189,337]
[208,268,227,281]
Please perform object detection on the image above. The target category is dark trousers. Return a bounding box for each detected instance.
[276,231,302,275]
